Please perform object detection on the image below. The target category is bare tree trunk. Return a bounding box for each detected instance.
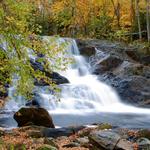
[111,0,121,28]
[135,0,142,40]
[71,0,76,37]
[146,0,150,42]
[130,0,135,41]
[130,0,135,25]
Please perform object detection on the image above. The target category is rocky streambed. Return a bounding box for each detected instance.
[77,39,150,107]
[0,107,150,150]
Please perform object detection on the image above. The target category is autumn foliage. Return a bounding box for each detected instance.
[31,0,150,42]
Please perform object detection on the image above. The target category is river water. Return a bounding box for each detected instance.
[1,37,150,128]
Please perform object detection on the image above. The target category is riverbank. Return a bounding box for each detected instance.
[0,123,150,150]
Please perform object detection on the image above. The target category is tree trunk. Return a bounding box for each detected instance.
[135,0,142,40]
[111,0,121,28]
[130,0,135,25]
[146,0,150,43]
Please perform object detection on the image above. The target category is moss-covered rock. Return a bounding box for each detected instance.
[98,123,112,130]
[36,144,57,150]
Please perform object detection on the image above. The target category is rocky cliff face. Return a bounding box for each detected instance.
[77,39,150,107]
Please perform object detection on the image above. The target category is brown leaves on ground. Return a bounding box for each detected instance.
[0,127,90,150]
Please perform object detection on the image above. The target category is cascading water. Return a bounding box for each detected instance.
[38,39,150,115]
[2,37,150,128]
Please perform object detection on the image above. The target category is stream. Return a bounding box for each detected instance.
[1,37,150,129]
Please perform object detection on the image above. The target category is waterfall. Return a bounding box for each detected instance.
[37,39,150,115]
[5,37,150,115]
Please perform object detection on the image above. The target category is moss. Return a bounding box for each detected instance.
[5,143,26,150]
[37,145,57,150]
[98,123,112,130]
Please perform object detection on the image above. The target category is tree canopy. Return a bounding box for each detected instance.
[0,0,70,98]
[0,0,149,99]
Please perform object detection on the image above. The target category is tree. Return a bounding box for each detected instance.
[146,0,150,42]
[111,0,121,28]
[135,0,142,40]
[0,0,70,98]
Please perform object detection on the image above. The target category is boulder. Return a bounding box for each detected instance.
[141,55,150,65]
[89,130,133,150]
[49,72,69,85]
[79,46,96,57]
[93,55,123,74]
[137,138,150,150]
[113,61,150,78]
[89,130,121,150]
[115,76,150,105]
[30,59,69,85]
[14,107,55,128]
[125,50,140,62]
[125,49,150,65]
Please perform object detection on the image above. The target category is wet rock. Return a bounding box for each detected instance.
[137,138,150,150]
[89,130,133,150]
[115,76,150,105]
[93,54,123,74]
[34,78,49,86]
[50,72,69,85]
[113,62,150,78]
[42,126,85,138]
[14,107,55,128]
[89,130,121,150]
[26,99,41,107]
[79,46,96,57]
[125,49,150,65]
[125,50,140,62]
[141,55,150,65]
[18,125,85,138]
[30,59,69,85]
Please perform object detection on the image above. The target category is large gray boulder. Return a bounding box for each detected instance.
[137,138,150,150]
[89,130,133,150]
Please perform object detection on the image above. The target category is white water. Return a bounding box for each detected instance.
[37,39,150,115]
[4,38,150,116]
